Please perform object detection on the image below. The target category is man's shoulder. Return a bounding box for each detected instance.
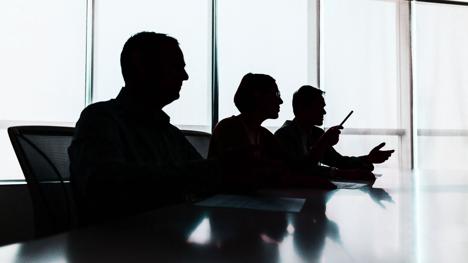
[274,120,296,136]
[81,100,117,116]
[74,100,120,131]
[166,123,187,137]
[77,100,120,122]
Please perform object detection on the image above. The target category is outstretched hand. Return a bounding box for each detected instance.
[367,143,394,164]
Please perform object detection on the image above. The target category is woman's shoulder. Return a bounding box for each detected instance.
[209,115,249,158]
[213,115,242,131]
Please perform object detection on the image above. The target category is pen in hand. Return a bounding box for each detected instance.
[339,110,354,127]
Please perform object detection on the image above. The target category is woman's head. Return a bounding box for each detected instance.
[234,73,283,119]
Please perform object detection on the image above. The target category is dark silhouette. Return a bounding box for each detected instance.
[68,32,217,224]
[275,85,394,180]
[209,73,284,161]
[208,73,336,189]
[362,186,394,209]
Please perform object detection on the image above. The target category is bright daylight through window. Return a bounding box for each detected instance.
[2,0,468,180]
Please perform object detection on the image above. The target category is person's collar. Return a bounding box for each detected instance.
[116,86,137,106]
[152,110,170,125]
[283,119,295,127]
[239,113,264,130]
[293,118,316,133]
[116,86,170,125]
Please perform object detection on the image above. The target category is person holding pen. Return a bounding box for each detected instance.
[208,74,337,189]
[274,85,394,177]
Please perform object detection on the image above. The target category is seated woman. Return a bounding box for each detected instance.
[209,73,283,161]
[208,73,337,189]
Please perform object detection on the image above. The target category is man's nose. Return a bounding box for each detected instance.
[182,69,189,81]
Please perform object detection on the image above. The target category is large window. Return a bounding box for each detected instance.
[0,0,86,179]
[320,0,401,168]
[93,0,212,130]
[3,0,468,180]
[217,0,318,128]
[0,1,86,122]
[413,1,468,170]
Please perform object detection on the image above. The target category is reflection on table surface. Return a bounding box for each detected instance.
[1,169,468,263]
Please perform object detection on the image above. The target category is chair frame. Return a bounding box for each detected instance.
[8,126,75,237]
[181,129,211,158]
[181,130,211,137]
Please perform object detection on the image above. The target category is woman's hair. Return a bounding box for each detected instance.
[234,73,277,113]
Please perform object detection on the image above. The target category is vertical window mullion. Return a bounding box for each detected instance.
[85,0,94,106]
[211,0,219,131]
[397,0,415,169]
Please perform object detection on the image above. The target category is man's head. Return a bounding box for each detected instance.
[120,32,188,108]
[292,85,326,126]
[234,73,283,119]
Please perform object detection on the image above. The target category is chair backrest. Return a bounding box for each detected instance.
[8,126,76,237]
[182,130,211,159]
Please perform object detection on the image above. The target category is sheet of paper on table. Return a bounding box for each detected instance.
[331,172,382,189]
[332,181,370,189]
[196,194,306,213]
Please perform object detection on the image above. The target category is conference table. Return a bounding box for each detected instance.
[0,169,467,262]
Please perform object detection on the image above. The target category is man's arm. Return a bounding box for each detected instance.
[321,146,374,171]
[322,143,395,171]
[301,126,373,171]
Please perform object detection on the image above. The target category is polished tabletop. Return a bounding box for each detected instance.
[1,169,468,263]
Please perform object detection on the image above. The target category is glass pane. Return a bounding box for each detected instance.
[0,130,24,180]
[320,0,399,129]
[0,1,86,180]
[0,0,86,122]
[93,0,211,129]
[217,0,317,128]
[418,137,468,170]
[413,3,468,170]
[320,0,400,168]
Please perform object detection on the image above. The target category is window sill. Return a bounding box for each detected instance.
[0,180,27,185]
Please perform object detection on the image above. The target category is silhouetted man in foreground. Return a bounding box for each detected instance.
[275,85,394,177]
[69,32,214,224]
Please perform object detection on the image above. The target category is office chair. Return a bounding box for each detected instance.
[8,126,76,237]
[182,130,211,159]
